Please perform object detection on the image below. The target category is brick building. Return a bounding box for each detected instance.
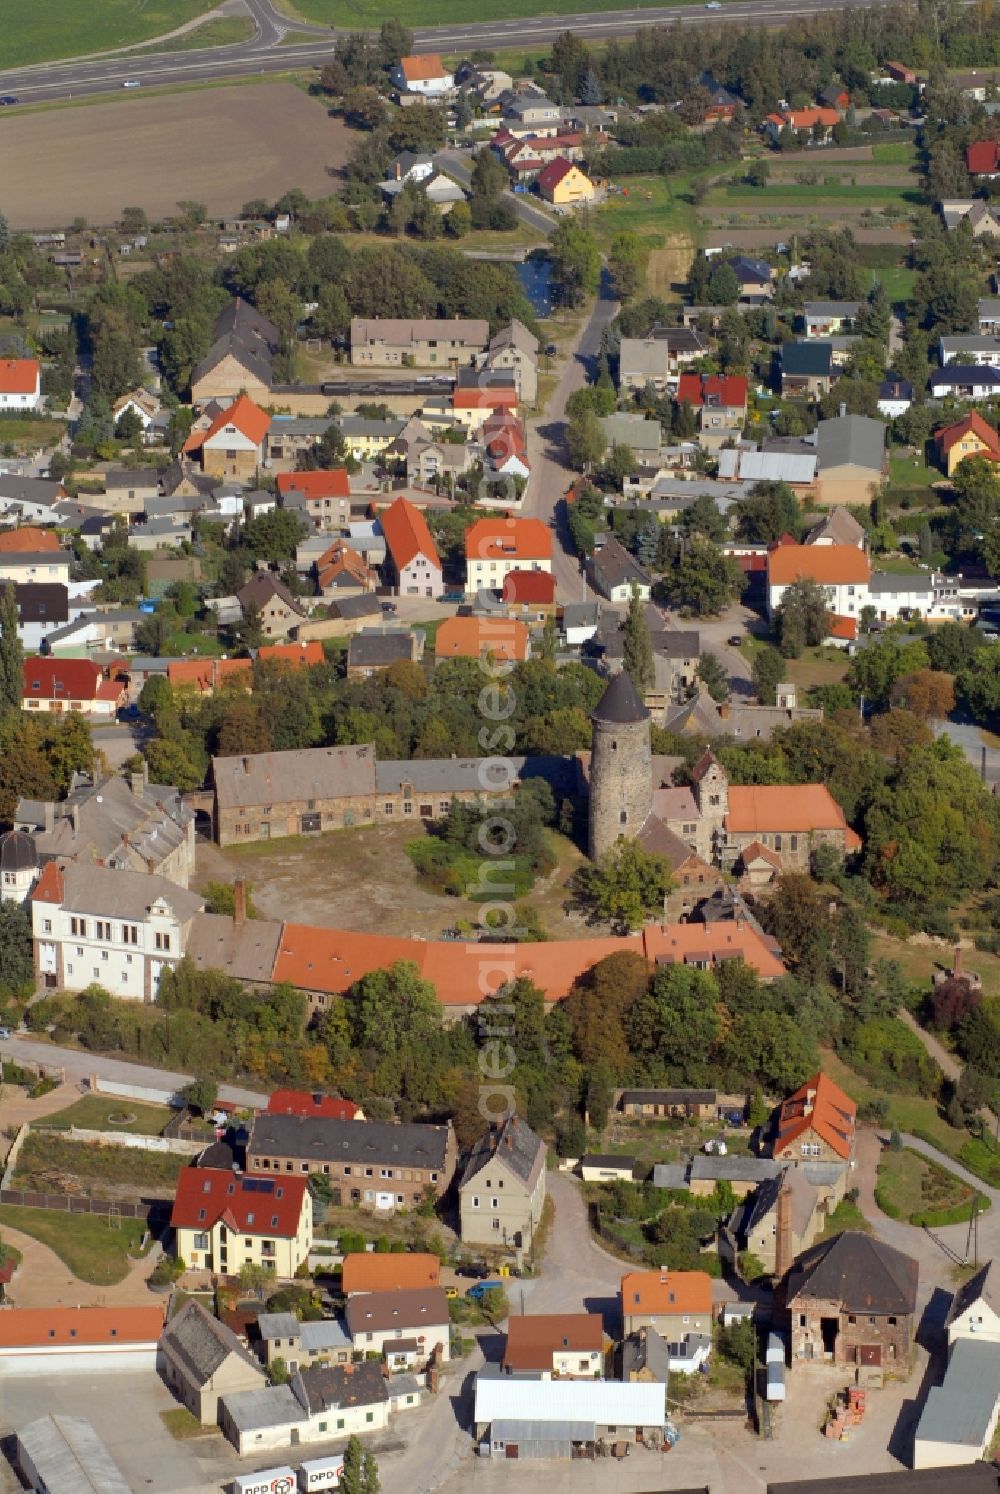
[783,1231,918,1383]
[212,744,377,845]
[246,1114,457,1209]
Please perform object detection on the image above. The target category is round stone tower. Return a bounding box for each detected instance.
[588,671,652,862]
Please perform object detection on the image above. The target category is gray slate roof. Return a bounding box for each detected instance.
[17,771,192,876]
[347,630,415,668]
[782,341,833,377]
[591,535,652,594]
[212,744,376,811]
[592,670,649,725]
[45,861,204,923]
[162,1299,263,1387]
[293,1359,388,1414]
[221,1384,302,1432]
[249,1114,452,1171]
[16,1415,130,1494]
[185,912,284,984]
[816,414,887,473]
[689,1155,781,1184]
[785,1229,918,1314]
[191,297,279,390]
[460,1115,545,1190]
[945,1258,1000,1330]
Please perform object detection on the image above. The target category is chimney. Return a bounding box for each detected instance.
[775,1178,793,1280]
[129,761,148,797]
[954,944,963,977]
[489,1130,498,1153]
[43,802,54,834]
[233,877,247,927]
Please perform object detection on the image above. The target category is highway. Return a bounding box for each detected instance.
[0,0,912,106]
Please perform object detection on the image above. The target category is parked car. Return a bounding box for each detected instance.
[0,1027,11,1040]
[728,634,743,647]
[444,1286,459,1300]
[467,1280,505,1301]
[0,97,19,107]
[456,1262,490,1279]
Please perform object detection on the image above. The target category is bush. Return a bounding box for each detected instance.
[911,1195,990,1228]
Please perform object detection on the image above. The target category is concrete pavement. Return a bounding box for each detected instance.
[0,1033,267,1108]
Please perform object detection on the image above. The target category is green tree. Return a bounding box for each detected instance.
[775,577,831,658]
[182,1076,218,1116]
[656,538,743,617]
[573,840,673,932]
[0,901,33,993]
[752,644,785,705]
[340,1435,381,1494]
[626,964,721,1081]
[549,220,601,307]
[470,148,508,204]
[0,584,23,720]
[957,645,1000,723]
[622,586,653,692]
[608,231,646,301]
[696,652,729,703]
[736,482,801,544]
[566,409,606,472]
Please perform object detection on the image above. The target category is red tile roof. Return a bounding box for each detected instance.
[452,386,518,412]
[827,614,859,641]
[620,1269,714,1317]
[676,373,748,408]
[380,495,440,573]
[767,544,871,586]
[257,641,326,668]
[276,470,351,501]
[170,1166,308,1237]
[727,784,862,851]
[466,516,552,562]
[0,359,39,396]
[168,658,252,693]
[400,53,447,83]
[503,1313,604,1371]
[773,1070,857,1161]
[771,107,840,129]
[0,527,61,553]
[967,140,1000,174]
[0,1305,165,1348]
[341,1252,440,1295]
[22,657,123,705]
[29,860,63,904]
[537,157,579,194]
[502,569,556,604]
[435,615,530,662]
[184,394,270,453]
[266,1088,361,1121]
[935,410,1000,458]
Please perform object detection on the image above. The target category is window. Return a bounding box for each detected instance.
[365,1412,374,1423]
[337,1419,345,1431]
[155,931,171,952]
[471,1196,480,1209]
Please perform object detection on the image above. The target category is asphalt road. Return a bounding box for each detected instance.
[0,1032,267,1108]
[0,0,933,105]
[436,149,557,237]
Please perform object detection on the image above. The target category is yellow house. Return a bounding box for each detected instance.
[537,157,595,205]
[935,410,1000,476]
[170,1167,312,1278]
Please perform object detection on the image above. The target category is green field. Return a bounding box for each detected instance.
[872,140,919,164]
[4,0,217,67]
[722,183,921,204]
[876,1146,984,1224]
[866,265,916,303]
[0,1204,147,1285]
[134,16,255,55]
[280,0,699,22]
[0,417,65,453]
[594,175,698,296]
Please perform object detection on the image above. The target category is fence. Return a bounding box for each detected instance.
[0,1188,170,1223]
[587,1202,644,1260]
[91,1076,182,1107]
[35,1125,204,1157]
[0,1125,29,1192]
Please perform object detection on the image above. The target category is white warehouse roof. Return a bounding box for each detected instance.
[474,1373,665,1426]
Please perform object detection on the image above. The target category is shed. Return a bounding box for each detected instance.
[17,1414,130,1494]
[486,1417,595,1459]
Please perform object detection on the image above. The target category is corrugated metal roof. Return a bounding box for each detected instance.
[737,451,817,484]
[474,1373,665,1425]
[17,1416,130,1494]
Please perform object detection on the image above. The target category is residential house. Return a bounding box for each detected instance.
[680,1154,783,1199]
[0,544,71,587]
[726,1167,835,1278]
[129,516,193,552]
[764,107,840,143]
[562,601,600,646]
[0,1306,165,1377]
[220,1360,392,1456]
[237,572,306,640]
[276,470,352,533]
[815,415,887,506]
[339,415,406,462]
[676,372,748,447]
[619,327,708,392]
[501,569,556,620]
[316,540,378,599]
[781,341,834,397]
[171,1167,312,1278]
[15,763,195,887]
[246,1113,458,1208]
[350,317,487,369]
[449,369,518,433]
[112,387,160,437]
[160,1300,267,1424]
[380,494,443,598]
[866,569,970,623]
[486,320,539,405]
[189,298,279,403]
[698,72,740,121]
[885,61,917,84]
[0,830,38,905]
[930,364,1000,401]
[458,1115,546,1250]
[474,1373,666,1457]
[619,1089,725,1121]
[935,410,1000,475]
[21,657,124,718]
[502,1314,605,1379]
[940,333,1000,367]
[392,53,454,95]
[341,1252,440,1296]
[766,543,871,620]
[978,297,1000,332]
[483,410,530,480]
[724,255,775,301]
[803,301,860,337]
[945,1260,1000,1345]
[346,629,422,679]
[804,507,866,547]
[104,466,160,505]
[0,358,41,411]
[537,157,594,204]
[619,1269,714,1348]
[942,199,1000,236]
[783,1231,918,1382]
[266,1088,362,1121]
[589,535,653,602]
[435,614,530,664]
[30,860,204,998]
[969,137,1000,179]
[385,150,435,184]
[381,169,465,213]
[11,582,71,651]
[877,376,913,419]
[598,412,663,467]
[465,515,552,592]
[183,394,270,482]
[256,1313,351,1373]
[344,1287,450,1368]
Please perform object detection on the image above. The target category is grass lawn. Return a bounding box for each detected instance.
[889,456,941,489]
[280,0,699,22]
[876,1146,980,1222]
[160,1408,212,1440]
[872,141,919,164]
[134,16,255,54]
[14,1133,187,1195]
[0,1204,146,1286]
[593,175,698,296]
[821,1048,977,1161]
[869,931,1000,1004]
[160,630,227,657]
[817,1197,872,1241]
[720,183,920,204]
[779,648,849,691]
[0,417,65,453]
[866,265,916,302]
[871,553,926,574]
[4,0,216,67]
[40,1094,172,1136]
